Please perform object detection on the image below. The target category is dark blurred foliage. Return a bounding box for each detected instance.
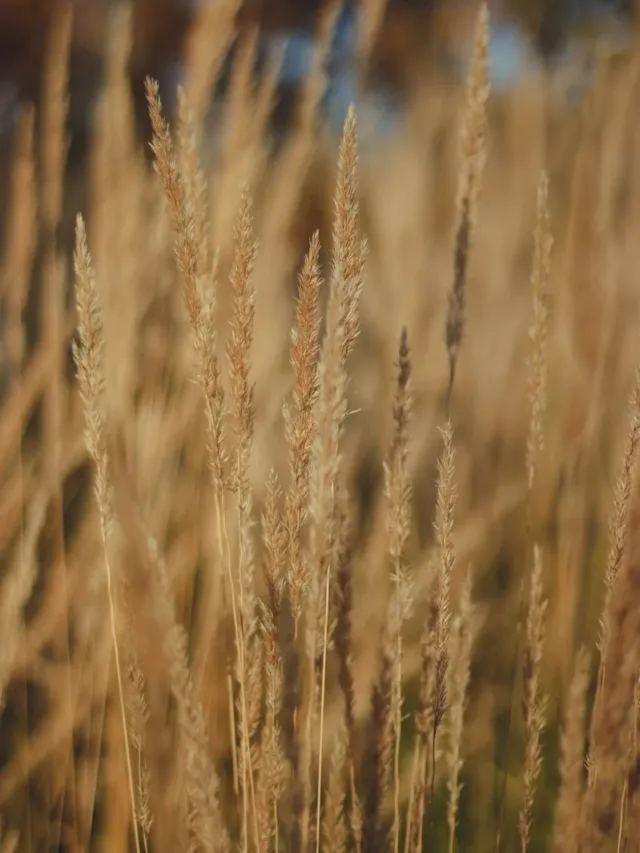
[0,0,637,176]
[0,1,637,140]
[506,0,633,56]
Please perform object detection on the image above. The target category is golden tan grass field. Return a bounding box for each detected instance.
[1,2,640,852]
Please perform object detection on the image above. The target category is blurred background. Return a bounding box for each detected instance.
[0,0,638,152]
[2,0,639,284]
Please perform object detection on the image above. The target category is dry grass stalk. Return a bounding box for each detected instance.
[432,422,457,780]
[174,83,230,700]
[357,329,415,852]
[219,29,261,177]
[0,110,36,783]
[147,78,262,849]
[404,565,438,853]
[357,0,390,67]
[146,78,202,331]
[177,88,212,285]
[301,106,364,851]
[125,664,153,851]
[526,171,553,493]
[262,469,287,634]
[211,37,281,251]
[72,215,112,593]
[314,555,333,853]
[331,493,360,847]
[519,545,548,853]
[322,721,348,853]
[184,0,240,126]
[72,216,142,853]
[39,11,75,842]
[280,234,322,850]
[0,330,75,480]
[598,368,640,693]
[0,495,47,713]
[89,5,143,446]
[286,232,322,630]
[497,167,553,853]
[446,568,479,853]
[331,108,367,366]
[445,2,490,401]
[152,82,236,797]
[40,2,71,241]
[551,648,591,853]
[405,424,456,853]
[384,327,413,853]
[295,1,342,140]
[226,190,262,852]
[583,362,640,822]
[39,0,70,472]
[173,93,228,497]
[623,672,640,851]
[333,495,355,744]
[227,188,258,633]
[251,0,339,309]
[362,626,394,852]
[103,3,137,154]
[2,107,36,373]
[257,470,288,850]
[109,459,228,853]
[579,483,640,851]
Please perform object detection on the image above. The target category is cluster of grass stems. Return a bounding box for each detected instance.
[2,2,640,852]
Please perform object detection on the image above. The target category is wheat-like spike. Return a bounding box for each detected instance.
[333,491,359,848]
[124,663,153,851]
[551,648,591,853]
[301,105,364,853]
[72,216,142,853]
[227,188,258,627]
[384,327,413,853]
[286,232,322,629]
[445,2,490,402]
[433,421,456,746]
[405,561,438,853]
[226,188,261,853]
[362,631,394,852]
[580,484,640,852]
[519,545,548,853]
[446,569,479,853]
[598,369,640,690]
[256,469,288,848]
